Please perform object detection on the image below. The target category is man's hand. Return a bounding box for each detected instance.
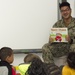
[65,35,71,42]
[49,36,54,43]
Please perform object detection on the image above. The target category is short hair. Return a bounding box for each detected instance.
[24,53,41,63]
[59,2,71,9]
[0,47,13,61]
[67,52,75,69]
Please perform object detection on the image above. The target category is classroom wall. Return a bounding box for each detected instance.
[13,53,42,66]
[12,0,75,66]
[0,0,57,49]
[67,0,75,17]
[8,0,58,65]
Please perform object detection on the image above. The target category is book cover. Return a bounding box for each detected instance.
[50,28,68,42]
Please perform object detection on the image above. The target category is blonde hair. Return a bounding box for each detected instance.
[24,53,41,63]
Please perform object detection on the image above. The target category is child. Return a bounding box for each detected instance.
[25,58,45,75]
[62,52,75,75]
[24,53,41,63]
[18,53,41,75]
[0,47,16,75]
[19,53,61,75]
[25,57,61,75]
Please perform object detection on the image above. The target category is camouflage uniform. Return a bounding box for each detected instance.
[42,17,75,64]
[43,63,61,75]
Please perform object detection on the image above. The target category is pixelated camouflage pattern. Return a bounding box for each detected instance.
[42,43,54,63]
[43,63,61,75]
[42,17,75,63]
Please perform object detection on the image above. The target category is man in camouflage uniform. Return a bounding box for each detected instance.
[42,2,75,66]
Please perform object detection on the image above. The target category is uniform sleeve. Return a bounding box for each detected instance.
[53,20,62,28]
[62,66,71,75]
[53,22,58,28]
[72,39,75,44]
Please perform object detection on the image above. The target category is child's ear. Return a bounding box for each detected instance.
[5,56,10,62]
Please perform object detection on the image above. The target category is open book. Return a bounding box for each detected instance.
[50,28,68,42]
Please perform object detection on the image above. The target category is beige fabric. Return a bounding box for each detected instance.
[53,55,67,67]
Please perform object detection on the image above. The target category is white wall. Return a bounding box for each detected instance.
[13,53,42,66]
[12,0,75,66]
[67,0,75,17]
[0,0,58,66]
[0,0,57,49]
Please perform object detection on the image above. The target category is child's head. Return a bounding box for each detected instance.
[19,53,42,75]
[26,58,45,75]
[67,52,75,69]
[0,47,14,64]
[24,53,41,63]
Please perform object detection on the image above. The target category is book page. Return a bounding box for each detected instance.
[50,28,68,42]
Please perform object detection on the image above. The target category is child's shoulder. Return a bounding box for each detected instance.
[62,65,71,71]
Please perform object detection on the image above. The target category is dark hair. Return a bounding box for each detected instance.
[0,47,13,61]
[24,53,41,63]
[67,52,75,69]
[59,2,70,9]
[25,58,46,75]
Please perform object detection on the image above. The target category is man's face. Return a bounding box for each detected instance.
[60,6,71,19]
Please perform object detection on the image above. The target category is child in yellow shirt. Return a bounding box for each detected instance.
[62,52,75,75]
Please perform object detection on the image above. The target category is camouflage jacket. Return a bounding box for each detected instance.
[43,63,61,75]
[42,17,75,64]
[53,17,75,43]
